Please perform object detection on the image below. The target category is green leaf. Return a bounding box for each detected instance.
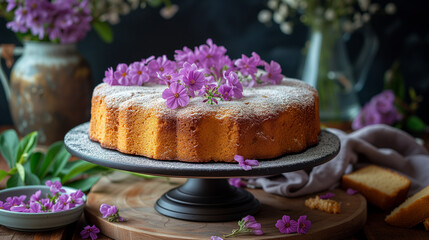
[6,174,24,188]
[51,148,71,177]
[82,166,112,176]
[0,169,8,182]
[406,115,427,133]
[16,163,25,183]
[148,0,163,7]
[15,131,38,165]
[0,129,19,168]
[92,21,113,43]
[38,141,63,179]
[29,152,44,175]
[24,169,40,185]
[66,176,101,192]
[61,161,98,184]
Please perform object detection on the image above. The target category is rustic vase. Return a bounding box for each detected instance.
[1,41,92,145]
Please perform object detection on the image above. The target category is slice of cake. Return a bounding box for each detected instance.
[385,185,429,228]
[342,165,411,211]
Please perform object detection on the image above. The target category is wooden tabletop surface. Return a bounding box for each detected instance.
[0,125,428,240]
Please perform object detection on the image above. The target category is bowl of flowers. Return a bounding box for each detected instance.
[0,180,86,232]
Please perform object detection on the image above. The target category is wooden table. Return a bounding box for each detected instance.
[0,125,428,239]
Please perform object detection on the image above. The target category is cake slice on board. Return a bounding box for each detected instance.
[342,165,411,211]
[385,185,429,228]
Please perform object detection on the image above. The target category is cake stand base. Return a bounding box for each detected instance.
[155,178,259,221]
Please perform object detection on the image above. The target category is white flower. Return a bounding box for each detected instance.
[258,10,272,24]
[160,4,179,19]
[324,8,335,21]
[369,3,380,14]
[283,0,299,9]
[280,21,293,34]
[362,13,371,23]
[385,3,396,14]
[278,3,289,18]
[273,12,286,24]
[358,0,370,11]
[267,0,278,10]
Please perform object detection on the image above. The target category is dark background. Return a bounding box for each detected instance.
[1,0,428,126]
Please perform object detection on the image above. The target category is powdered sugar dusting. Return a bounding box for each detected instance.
[93,78,317,119]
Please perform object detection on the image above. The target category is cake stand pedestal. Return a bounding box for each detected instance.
[64,122,340,222]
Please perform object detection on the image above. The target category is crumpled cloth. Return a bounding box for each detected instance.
[248,124,429,197]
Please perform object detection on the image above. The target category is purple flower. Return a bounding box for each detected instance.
[157,72,182,85]
[51,200,64,212]
[243,215,264,235]
[218,84,232,101]
[261,60,283,84]
[211,236,223,240]
[319,192,335,199]
[297,215,311,234]
[6,195,26,206]
[10,203,28,212]
[100,203,118,218]
[0,200,11,211]
[234,155,259,171]
[30,190,42,202]
[162,82,190,109]
[174,46,196,65]
[100,203,124,222]
[224,71,243,99]
[346,188,358,195]
[80,225,100,240]
[69,190,85,207]
[129,62,150,85]
[181,66,206,95]
[29,202,42,213]
[234,52,261,77]
[103,67,118,85]
[40,198,53,211]
[275,215,298,234]
[6,0,18,12]
[45,180,65,195]
[197,38,227,69]
[147,55,176,78]
[228,178,247,188]
[113,64,131,86]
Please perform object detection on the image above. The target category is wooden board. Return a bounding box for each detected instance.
[85,175,366,240]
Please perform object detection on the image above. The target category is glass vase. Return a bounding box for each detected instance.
[301,23,378,123]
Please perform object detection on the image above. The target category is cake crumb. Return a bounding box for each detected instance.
[424,218,429,231]
[305,195,341,214]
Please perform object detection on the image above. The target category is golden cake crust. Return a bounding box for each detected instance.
[89,79,320,162]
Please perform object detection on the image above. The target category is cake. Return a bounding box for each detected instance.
[341,165,411,211]
[89,79,320,162]
[385,185,429,228]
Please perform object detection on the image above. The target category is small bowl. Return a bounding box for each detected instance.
[0,185,86,232]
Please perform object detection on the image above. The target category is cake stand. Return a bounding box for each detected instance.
[64,122,340,222]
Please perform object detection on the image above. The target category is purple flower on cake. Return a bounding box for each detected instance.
[275,215,298,234]
[113,64,131,86]
[80,225,100,240]
[129,62,150,85]
[147,55,176,78]
[297,215,311,234]
[229,178,247,188]
[261,60,283,84]
[218,84,232,101]
[234,155,259,171]
[234,52,261,77]
[197,38,227,69]
[103,67,118,85]
[162,82,190,109]
[319,192,335,199]
[181,64,206,96]
[224,71,243,99]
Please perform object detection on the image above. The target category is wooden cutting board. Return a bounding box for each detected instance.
[85,176,366,240]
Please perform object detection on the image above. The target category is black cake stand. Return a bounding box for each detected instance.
[64,122,340,222]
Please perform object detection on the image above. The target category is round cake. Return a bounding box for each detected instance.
[89,78,320,162]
